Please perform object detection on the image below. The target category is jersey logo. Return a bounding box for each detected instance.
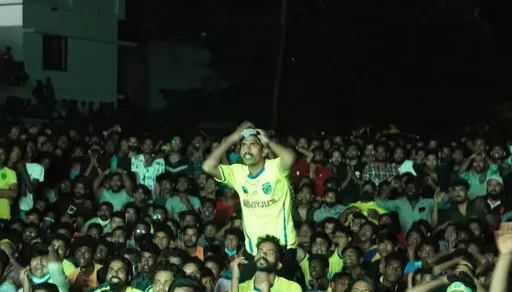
[242,186,248,194]
[262,182,272,195]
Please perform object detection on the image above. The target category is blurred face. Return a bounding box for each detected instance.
[343,248,361,269]
[407,231,422,248]
[297,138,308,149]
[425,154,437,169]
[134,224,149,238]
[182,215,197,227]
[487,179,503,199]
[30,256,48,277]
[99,205,113,221]
[346,145,360,159]
[142,139,154,154]
[364,145,375,159]
[106,260,129,286]
[183,263,201,280]
[418,244,435,262]
[332,231,350,250]
[110,175,123,192]
[196,174,208,190]
[452,149,464,164]
[324,192,337,207]
[377,241,394,261]
[254,241,280,273]
[469,222,482,238]
[351,280,372,292]
[74,182,87,199]
[490,145,506,161]
[309,258,326,280]
[183,228,199,247]
[311,238,329,256]
[473,139,486,153]
[224,234,239,252]
[204,178,218,193]
[125,208,138,223]
[87,227,101,239]
[153,271,174,292]
[375,146,387,162]
[358,224,374,243]
[95,244,109,263]
[333,275,350,292]
[9,146,22,163]
[472,154,486,173]
[330,151,342,165]
[140,251,157,273]
[23,227,38,243]
[171,136,183,152]
[384,259,403,283]
[392,148,405,164]
[154,232,170,250]
[50,240,68,260]
[111,217,125,231]
[297,186,313,205]
[205,261,221,279]
[112,230,126,243]
[445,225,458,242]
[450,186,468,203]
[75,246,94,267]
[176,178,189,193]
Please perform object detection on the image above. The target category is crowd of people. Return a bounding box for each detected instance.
[0,117,511,292]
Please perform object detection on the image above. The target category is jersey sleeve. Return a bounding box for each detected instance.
[8,170,17,185]
[216,164,237,188]
[269,158,289,178]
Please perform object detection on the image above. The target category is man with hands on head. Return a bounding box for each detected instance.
[202,122,297,281]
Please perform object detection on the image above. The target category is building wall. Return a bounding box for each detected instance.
[0,0,124,103]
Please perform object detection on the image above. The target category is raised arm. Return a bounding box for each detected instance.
[202,121,254,180]
[256,129,296,170]
[489,223,512,292]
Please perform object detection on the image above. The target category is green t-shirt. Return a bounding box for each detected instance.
[99,189,133,211]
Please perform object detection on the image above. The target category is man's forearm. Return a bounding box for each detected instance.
[268,141,295,169]
[0,189,16,199]
[203,136,237,173]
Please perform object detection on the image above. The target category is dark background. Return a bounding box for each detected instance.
[119,0,512,135]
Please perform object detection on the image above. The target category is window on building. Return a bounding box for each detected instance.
[42,35,68,71]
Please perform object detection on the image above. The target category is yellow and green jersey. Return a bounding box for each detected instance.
[237,275,302,292]
[217,158,297,254]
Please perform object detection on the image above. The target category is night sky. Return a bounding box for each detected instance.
[120,0,512,133]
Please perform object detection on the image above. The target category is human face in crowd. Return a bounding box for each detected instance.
[490,145,506,161]
[224,233,240,252]
[95,244,109,264]
[23,226,39,244]
[196,173,208,190]
[30,255,48,277]
[309,258,327,280]
[140,251,157,273]
[75,246,94,267]
[73,182,87,199]
[183,228,199,248]
[50,239,68,260]
[384,259,403,284]
[142,139,154,154]
[112,229,127,244]
[424,153,437,169]
[240,135,266,166]
[332,231,351,250]
[111,216,125,231]
[364,144,375,160]
[297,185,313,205]
[134,223,149,240]
[330,150,343,165]
[255,241,280,273]
[452,149,464,164]
[375,146,388,162]
[450,185,468,203]
[110,174,123,192]
[342,248,362,269]
[473,138,486,153]
[181,214,198,228]
[418,244,436,262]
[98,205,113,221]
[311,237,330,256]
[171,136,183,152]
[153,270,174,292]
[346,145,360,160]
[324,191,337,208]
[183,263,201,280]
[106,260,130,287]
[358,224,375,243]
[154,232,171,250]
[176,177,189,193]
[332,274,350,292]
[204,177,218,194]
[472,154,486,173]
[487,178,503,200]
[297,137,309,150]
[392,147,405,164]
[377,240,395,258]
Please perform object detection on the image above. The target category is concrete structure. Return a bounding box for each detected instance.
[0,0,128,103]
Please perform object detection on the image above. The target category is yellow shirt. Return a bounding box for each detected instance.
[63,259,77,276]
[299,252,343,288]
[237,275,302,292]
[346,201,388,224]
[0,167,17,219]
[217,158,297,254]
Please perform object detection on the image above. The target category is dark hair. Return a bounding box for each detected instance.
[225,228,244,242]
[348,276,375,292]
[310,232,332,247]
[169,275,205,292]
[107,256,134,279]
[140,242,161,256]
[203,255,226,272]
[256,235,283,261]
[33,282,59,292]
[342,245,363,259]
[384,251,407,268]
[152,261,183,282]
[99,201,114,211]
[71,236,98,253]
[154,223,176,240]
[111,211,125,221]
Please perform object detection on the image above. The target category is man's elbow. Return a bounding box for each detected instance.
[202,161,216,174]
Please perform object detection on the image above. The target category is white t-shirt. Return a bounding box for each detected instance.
[19,163,45,211]
[131,155,165,192]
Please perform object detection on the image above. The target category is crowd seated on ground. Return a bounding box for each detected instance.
[1,111,512,292]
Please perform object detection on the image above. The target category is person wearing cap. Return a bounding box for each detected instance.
[202,121,297,282]
[484,175,505,216]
